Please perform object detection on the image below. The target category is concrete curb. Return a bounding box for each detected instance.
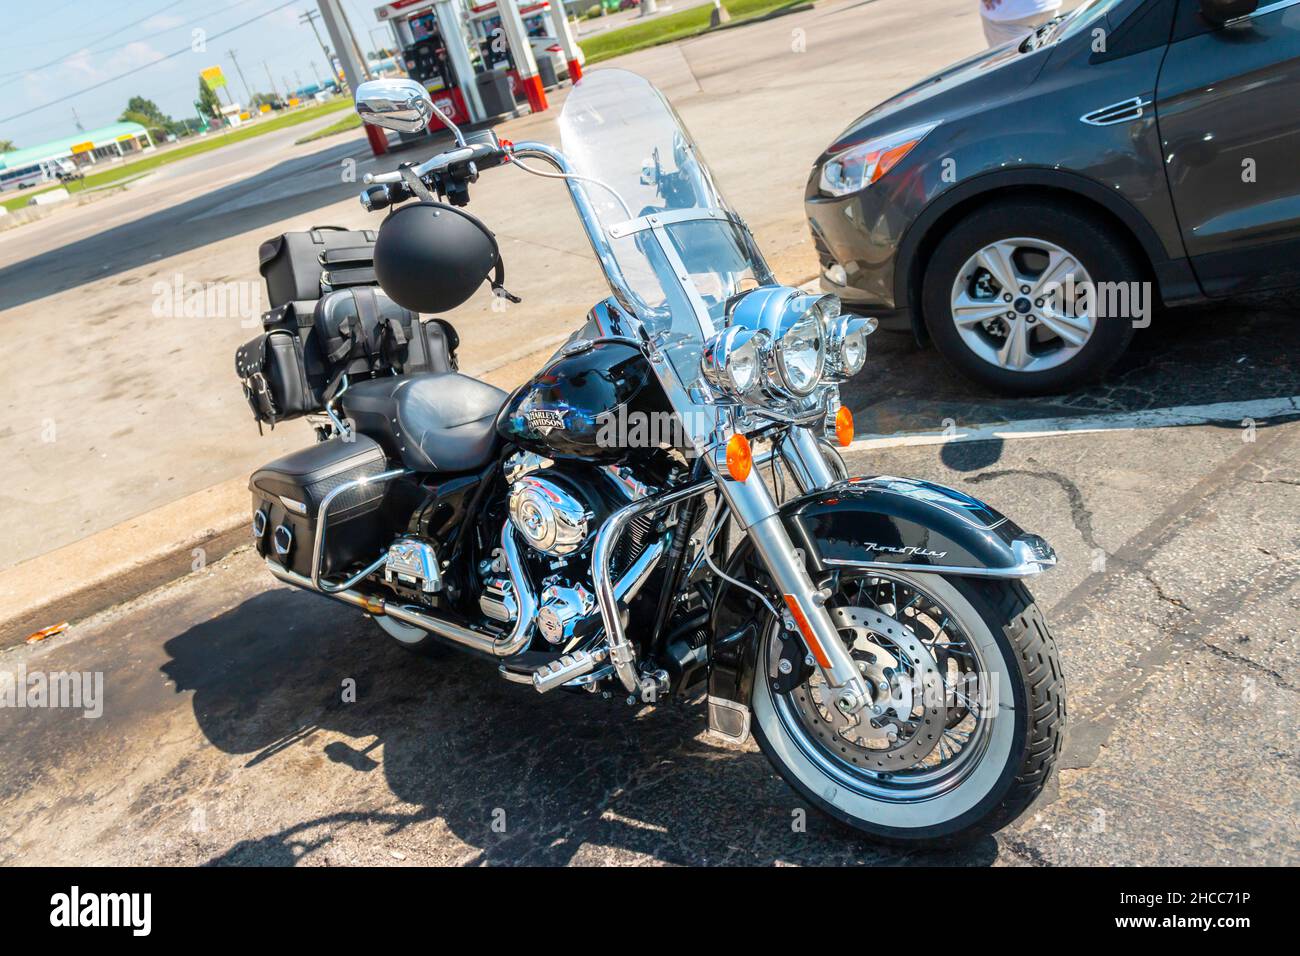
[0,477,251,646]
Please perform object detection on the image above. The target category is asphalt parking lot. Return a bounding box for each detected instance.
[1,0,1297,866]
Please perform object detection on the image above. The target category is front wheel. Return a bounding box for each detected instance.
[751,570,1064,844]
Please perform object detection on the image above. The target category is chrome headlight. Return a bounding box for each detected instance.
[773,306,826,397]
[701,325,766,398]
[826,314,878,379]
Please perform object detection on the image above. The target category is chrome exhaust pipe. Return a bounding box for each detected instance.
[269,501,673,672]
[267,522,537,658]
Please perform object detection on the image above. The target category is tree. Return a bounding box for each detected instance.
[120,95,176,140]
[0,139,16,153]
[197,78,222,122]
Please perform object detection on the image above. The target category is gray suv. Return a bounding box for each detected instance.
[805,0,1300,394]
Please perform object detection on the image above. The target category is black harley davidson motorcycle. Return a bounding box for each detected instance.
[237,70,1064,843]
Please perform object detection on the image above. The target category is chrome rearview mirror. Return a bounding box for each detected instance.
[355,78,435,134]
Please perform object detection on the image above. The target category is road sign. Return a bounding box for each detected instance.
[201,66,227,91]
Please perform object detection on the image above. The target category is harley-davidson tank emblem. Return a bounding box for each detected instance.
[525,409,566,436]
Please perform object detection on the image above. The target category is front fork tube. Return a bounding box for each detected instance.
[712,425,871,717]
[778,425,839,494]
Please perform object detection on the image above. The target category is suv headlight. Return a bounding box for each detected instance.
[818,122,938,198]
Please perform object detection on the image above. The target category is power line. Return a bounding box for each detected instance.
[0,0,193,88]
[0,0,302,127]
[0,0,259,65]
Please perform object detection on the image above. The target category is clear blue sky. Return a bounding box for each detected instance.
[0,0,393,148]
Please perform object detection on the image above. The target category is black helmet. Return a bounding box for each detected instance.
[373,202,513,314]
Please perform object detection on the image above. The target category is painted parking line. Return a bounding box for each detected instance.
[848,395,1300,451]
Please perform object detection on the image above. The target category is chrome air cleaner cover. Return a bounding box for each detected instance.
[508,475,590,556]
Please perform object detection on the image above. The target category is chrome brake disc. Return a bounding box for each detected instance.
[812,606,947,770]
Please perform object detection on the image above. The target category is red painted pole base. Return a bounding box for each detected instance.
[521,73,548,113]
[365,123,389,157]
[567,59,583,83]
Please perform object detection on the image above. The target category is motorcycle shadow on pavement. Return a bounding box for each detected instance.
[160,586,1000,867]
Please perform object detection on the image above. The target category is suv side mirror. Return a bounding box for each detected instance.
[355,78,434,134]
[1200,0,1258,25]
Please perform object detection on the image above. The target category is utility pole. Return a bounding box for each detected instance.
[263,61,280,102]
[316,0,368,94]
[345,15,373,80]
[71,106,84,132]
[300,10,334,81]
[317,0,386,154]
[227,48,253,105]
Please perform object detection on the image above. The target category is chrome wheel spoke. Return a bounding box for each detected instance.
[951,291,1008,327]
[975,241,1021,295]
[1036,308,1092,348]
[778,572,994,801]
[1029,248,1080,300]
[996,317,1031,369]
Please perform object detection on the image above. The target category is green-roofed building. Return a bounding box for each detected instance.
[0,121,154,193]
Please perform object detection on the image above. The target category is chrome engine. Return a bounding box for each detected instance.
[485,454,662,652]
[382,537,442,601]
[536,581,596,645]
[508,475,590,556]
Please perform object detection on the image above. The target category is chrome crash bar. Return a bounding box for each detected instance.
[592,477,716,699]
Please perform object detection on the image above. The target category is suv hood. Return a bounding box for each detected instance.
[825,38,1050,156]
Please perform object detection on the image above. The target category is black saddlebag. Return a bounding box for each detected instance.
[250,436,388,579]
[234,290,459,427]
[258,225,378,308]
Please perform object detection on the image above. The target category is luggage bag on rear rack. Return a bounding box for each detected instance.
[234,287,461,429]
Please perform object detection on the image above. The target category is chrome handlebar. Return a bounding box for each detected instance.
[362,141,501,185]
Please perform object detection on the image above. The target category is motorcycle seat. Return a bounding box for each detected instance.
[340,372,506,472]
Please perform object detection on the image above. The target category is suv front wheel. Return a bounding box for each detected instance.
[921,200,1143,395]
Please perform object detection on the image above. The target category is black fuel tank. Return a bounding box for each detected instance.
[496,340,676,462]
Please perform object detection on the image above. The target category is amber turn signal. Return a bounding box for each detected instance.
[725,433,753,482]
[835,405,854,447]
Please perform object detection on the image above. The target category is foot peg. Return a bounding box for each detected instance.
[531,648,606,693]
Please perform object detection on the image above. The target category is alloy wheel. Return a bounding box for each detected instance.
[949,237,1097,373]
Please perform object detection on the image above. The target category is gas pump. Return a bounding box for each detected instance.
[380,2,472,125]
[466,1,581,94]
[375,0,556,122]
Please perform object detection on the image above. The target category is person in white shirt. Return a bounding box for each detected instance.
[980,0,1063,48]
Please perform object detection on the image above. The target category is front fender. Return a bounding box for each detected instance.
[784,475,1056,579]
[707,476,1056,713]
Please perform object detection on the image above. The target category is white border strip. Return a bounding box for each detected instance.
[848,396,1300,451]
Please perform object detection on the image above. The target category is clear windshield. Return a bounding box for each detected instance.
[558,70,772,396]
